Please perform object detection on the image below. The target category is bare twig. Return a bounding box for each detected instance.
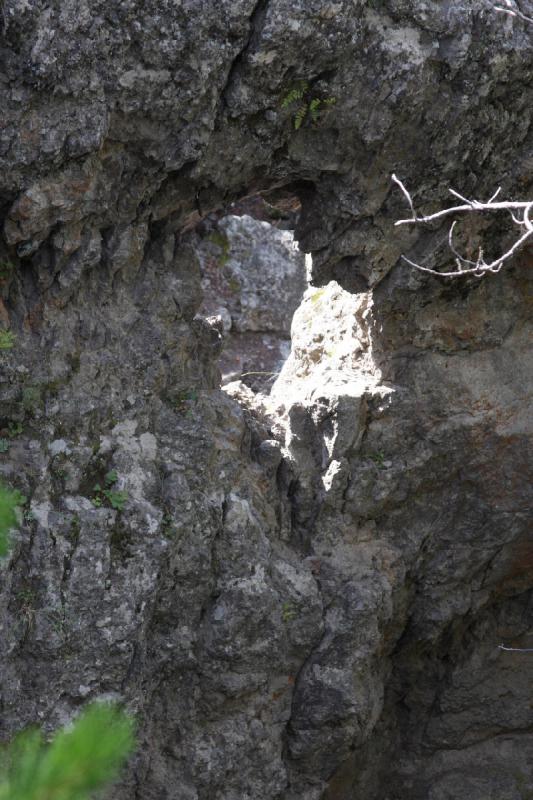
[392,174,533,278]
[491,0,533,24]
[499,644,533,652]
[448,221,477,270]
[393,174,417,220]
[239,371,280,381]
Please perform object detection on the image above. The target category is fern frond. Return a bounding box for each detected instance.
[281,81,308,108]
[309,97,322,121]
[293,105,308,130]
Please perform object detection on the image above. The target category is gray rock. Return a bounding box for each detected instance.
[194,214,307,390]
[0,1,532,799]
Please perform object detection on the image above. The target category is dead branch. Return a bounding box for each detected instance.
[392,174,533,278]
[491,0,533,25]
[499,644,533,652]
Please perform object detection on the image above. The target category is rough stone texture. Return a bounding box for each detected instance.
[0,1,532,799]
[268,275,533,798]
[193,213,307,391]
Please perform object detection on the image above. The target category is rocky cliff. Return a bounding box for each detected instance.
[0,1,532,799]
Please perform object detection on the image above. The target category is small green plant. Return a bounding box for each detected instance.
[0,331,15,351]
[23,508,36,524]
[47,606,71,638]
[105,469,118,485]
[66,515,81,547]
[161,512,177,539]
[0,483,24,558]
[0,702,135,800]
[308,96,336,122]
[281,80,309,108]
[15,586,37,637]
[16,587,37,634]
[93,470,128,512]
[264,203,284,221]
[310,287,327,305]
[368,451,387,469]
[282,601,298,623]
[11,489,27,507]
[5,422,23,439]
[21,387,42,415]
[17,587,36,608]
[51,455,70,483]
[105,491,129,512]
[174,389,198,415]
[209,230,231,266]
[0,439,9,453]
[227,276,240,294]
[0,261,14,283]
[281,81,337,130]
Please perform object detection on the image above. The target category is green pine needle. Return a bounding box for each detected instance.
[0,703,135,800]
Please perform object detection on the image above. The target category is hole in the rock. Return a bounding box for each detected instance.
[191,191,309,394]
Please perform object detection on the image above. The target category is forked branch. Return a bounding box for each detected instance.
[392,174,533,278]
[491,0,533,24]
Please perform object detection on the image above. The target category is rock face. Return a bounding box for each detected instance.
[268,276,533,799]
[194,213,307,391]
[0,2,532,800]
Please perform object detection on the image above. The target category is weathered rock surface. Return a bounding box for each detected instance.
[0,1,532,799]
[269,275,533,798]
[193,213,307,391]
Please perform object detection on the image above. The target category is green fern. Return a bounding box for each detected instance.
[282,82,337,130]
[280,81,308,108]
[293,105,308,130]
[308,97,322,122]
